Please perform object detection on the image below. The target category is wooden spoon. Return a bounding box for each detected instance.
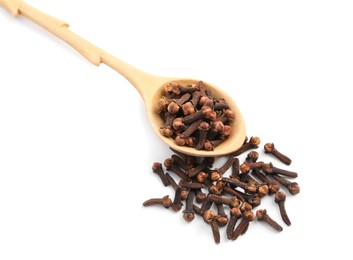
[0,0,246,157]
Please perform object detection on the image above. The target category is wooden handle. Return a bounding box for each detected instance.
[0,0,162,100]
[0,0,102,65]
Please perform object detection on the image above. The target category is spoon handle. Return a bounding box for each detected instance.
[0,0,164,100]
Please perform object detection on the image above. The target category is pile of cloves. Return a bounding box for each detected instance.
[158,81,234,151]
[143,137,300,244]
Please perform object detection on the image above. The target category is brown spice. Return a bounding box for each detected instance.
[275,191,291,226]
[231,210,254,240]
[226,207,242,239]
[152,162,169,186]
[171,186,183,212]
[159,81,234,151]
[203,210,220,244]
[232,136,261,156]
[256,209,283,232]
[143,195,172,208]
[222,177,257,194]
[272,175,300,195]
[262,162,298,178]
[246,151,259,163]
[208,194,240,208]
[251,169,280,195]
[264,143,292,165]
[183,191,195,222]
[215,203,229,226]
[144,138,299,244]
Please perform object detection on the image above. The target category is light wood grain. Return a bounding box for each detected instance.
[0,0,246,157]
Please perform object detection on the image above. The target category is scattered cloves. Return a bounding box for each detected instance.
[144,138,299,244]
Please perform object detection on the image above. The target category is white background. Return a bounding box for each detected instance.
[1,0,352,259]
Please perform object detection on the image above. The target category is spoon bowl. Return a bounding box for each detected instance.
[0,0,246,157]
[147,79,246,157]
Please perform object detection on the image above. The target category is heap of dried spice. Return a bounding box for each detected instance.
[158,81,234,151]
[143,137,299,244]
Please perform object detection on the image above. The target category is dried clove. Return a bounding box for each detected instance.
[195,122,210,150]
[231,210,254,240]
[222,186,245,203]
[179,180,205,189]
[208,194,240,208]
[275,191,291,226]
[164,158,191,181]
[183,191,195,222]
[232,136,261,156]
[171,186,183,212]
[264,143,292,165]
[165,173,188,200]
[256,209,283,232]
[240,161,265,174]
[222,177,257,194]
[215,203,229,226]
[272,175,300,195]
[226,207,242,239]
[143,195,172,208]
[200,196,214,215]
[251,169,280,195]
[210,156,235,181]
[194,189,207,203]
[171,154,190,171]
[152,162,169,186]
[262,162,298,178]
[230,157,240,178]
[203,210,220,244]
[246,151,259,163]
